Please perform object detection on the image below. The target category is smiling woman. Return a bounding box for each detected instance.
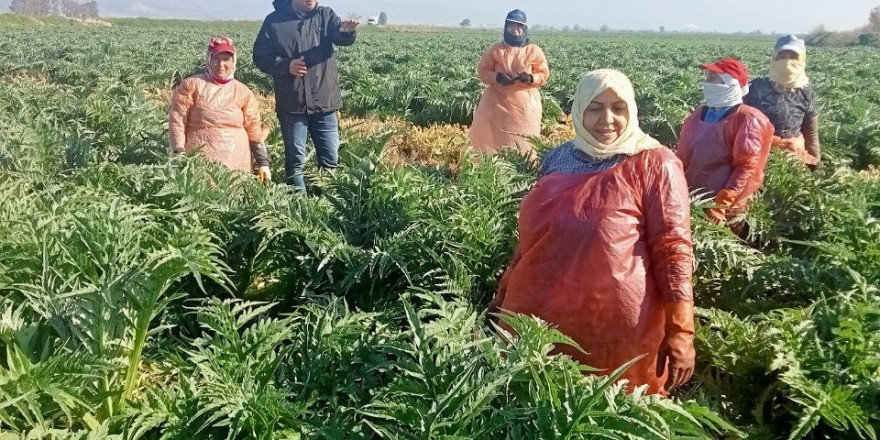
[208,52,235,80]
[168,36,272,181]
[569,69,661,158]
[582,89,629,145]
[490,69,696,396]
[205,38,236,84]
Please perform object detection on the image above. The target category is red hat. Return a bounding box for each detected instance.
[700,58,749,87]
[208,37,236,55]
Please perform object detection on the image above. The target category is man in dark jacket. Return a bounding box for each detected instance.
[253,0,358,192]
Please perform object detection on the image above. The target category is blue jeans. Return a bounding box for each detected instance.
[278,111,340,192]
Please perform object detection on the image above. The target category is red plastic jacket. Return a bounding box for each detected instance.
[490,148,694,395]
[676,105,774,212]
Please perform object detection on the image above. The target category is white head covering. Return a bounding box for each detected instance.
[703,73,747,108]
[571,69,662,158]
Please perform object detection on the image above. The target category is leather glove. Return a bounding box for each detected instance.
[256,166,272,184]
[516,72,534,84]
[657,301,696,392]
[496,72,515,86]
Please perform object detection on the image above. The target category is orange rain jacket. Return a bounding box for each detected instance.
[169,74,265,172]
[468,43,550,155]
[676,105,774,213]
[772,134,819,166]
[490,148,694,395]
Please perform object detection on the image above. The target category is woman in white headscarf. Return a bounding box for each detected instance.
[676,58,774,226]
[169,36,272,182]
[488,69,696,396]
[743,34,820,166]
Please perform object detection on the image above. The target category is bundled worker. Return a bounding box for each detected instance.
[168,36,272,183]
[468,9,550,156]
[253,0,358,193]
[743,35,821,167]
[676,58,774,226]
[488,69,696,396]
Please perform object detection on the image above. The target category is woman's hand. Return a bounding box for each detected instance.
[515,72,534,84]
[705,208,727,225]
[657,301,696,392]
[496,72,515,86]
[256,166,272,184]
[657,332,696,391]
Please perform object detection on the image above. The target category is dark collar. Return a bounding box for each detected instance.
[700,104,740,122]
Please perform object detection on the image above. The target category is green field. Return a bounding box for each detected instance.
[0,17,879,439]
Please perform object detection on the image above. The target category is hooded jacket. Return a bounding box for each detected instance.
[253,1,356,115]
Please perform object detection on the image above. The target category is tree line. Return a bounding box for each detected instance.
[9,0,100,19]
[807,5,880,47]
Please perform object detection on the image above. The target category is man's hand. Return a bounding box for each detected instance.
[340,20,359,33]
[289,57,308,77]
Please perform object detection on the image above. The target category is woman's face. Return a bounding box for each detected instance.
[210,52,235,78]
[775,50,800,61]
[506,22,525,37]
[582,89,629,145]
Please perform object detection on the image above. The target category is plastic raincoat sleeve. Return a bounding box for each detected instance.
[644,157,694,303]
[242,90,264,144]
[720,117,773,206]
[519,46,549,89]
[168,79,195,153]
[329,9,357,47]
[477,49,498,86]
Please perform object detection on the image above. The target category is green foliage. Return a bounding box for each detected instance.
[1,21,879,440]
[697,280,880,439]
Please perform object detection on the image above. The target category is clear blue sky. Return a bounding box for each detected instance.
[5,0,878,33]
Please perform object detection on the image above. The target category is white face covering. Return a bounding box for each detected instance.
[702,73,748,108]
